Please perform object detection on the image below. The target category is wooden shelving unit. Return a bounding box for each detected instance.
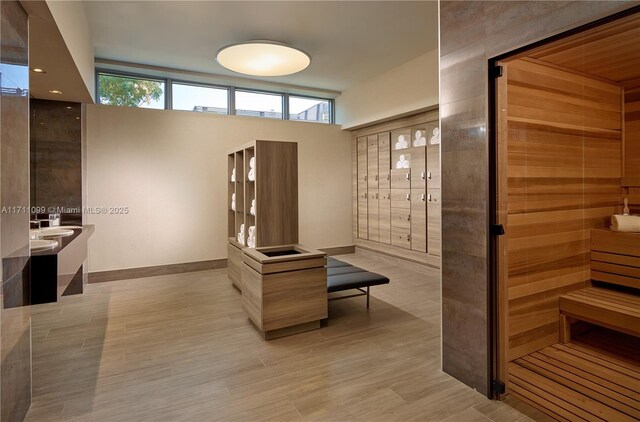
[227,140,299,290]
[352,110,440,268]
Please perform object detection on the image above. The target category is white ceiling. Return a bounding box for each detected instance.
[84,1,439,93]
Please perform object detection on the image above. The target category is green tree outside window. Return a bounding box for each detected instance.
[99,75,163,107]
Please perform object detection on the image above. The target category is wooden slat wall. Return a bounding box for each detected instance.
[505,59,623,361]
[624,86,640,180]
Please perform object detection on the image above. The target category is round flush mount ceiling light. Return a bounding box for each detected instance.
[216,41,310,77]
[31,68,46,73]
[49,90,63,95]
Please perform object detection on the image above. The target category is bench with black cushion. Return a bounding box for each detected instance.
[326,259,389,308]
[327,257,353,268]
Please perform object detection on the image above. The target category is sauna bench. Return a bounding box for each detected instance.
[559,229,639,342]
[31,225,94,304]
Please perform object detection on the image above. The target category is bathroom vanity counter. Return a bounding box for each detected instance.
[31,225,94,304]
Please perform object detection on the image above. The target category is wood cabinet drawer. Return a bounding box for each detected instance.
[390,169,411,189]
[390,189,411,209]
[391,208,411,229]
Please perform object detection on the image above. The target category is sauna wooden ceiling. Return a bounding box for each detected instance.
[524,11,640,86]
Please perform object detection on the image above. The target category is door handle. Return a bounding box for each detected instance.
[406,214,411,221]
[421,194,426,202]
[421,171,426,180]
[375,174,379,181]
[386,174,390,181]
[405,173,410,181]
[364,175,367,182]
[375,193,379,199]
[428,194,432,202]
[407,234,411,241]
[427,171,432,180]
[406,193,411,201]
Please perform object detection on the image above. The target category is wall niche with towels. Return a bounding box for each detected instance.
[30,99,83,224]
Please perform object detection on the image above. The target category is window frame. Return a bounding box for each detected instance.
[96,70,169,109]
[95,68,334,123]
[288,93,333,124]
[170,79,230,114]
[233,88,285,120]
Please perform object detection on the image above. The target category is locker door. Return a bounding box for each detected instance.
[378,133,391,189]
[357,137,368,239]
[367,135,379,242]
[410,189,427,252]
[427,189,441,256]
[427,121,440,189]
[379,189,391,244]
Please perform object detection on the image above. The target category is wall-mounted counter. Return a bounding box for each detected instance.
[31,225,94,304]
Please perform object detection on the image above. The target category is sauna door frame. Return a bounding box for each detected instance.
[487,4,640,400]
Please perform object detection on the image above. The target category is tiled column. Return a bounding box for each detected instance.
[439,0,636,397]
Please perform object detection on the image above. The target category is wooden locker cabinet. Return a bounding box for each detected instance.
[352,110,440,268]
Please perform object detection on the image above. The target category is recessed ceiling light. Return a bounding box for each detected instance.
[31,68,46,73]
[216,41,310,77]
[66,106,72,109]
[49,90,63,95]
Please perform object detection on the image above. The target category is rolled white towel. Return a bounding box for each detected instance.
[248,169,255,181]
[231,168,236,182]
[250,199,256,216]
[610,214,640,233]
[249,157,256,169]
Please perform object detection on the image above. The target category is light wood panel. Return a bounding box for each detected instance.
[227,241,242,291]
[254,140,299,247]
[624,86,640,182]
[368,191,380,242]
[527,12,640,85]
[502,59,623,361]
[390,169,411,189]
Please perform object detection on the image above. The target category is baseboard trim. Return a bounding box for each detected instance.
[88,259,227,283]
[89,244,356,284]
[320,245,356,256]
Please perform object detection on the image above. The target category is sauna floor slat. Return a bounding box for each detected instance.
[508,341,640,422]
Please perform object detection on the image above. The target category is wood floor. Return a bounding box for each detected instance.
[509,332,640,422]
[25,252,548,422]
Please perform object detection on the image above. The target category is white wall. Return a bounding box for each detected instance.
[85,105,353,272]
[46,0,95,102]
[335,49,439,129]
